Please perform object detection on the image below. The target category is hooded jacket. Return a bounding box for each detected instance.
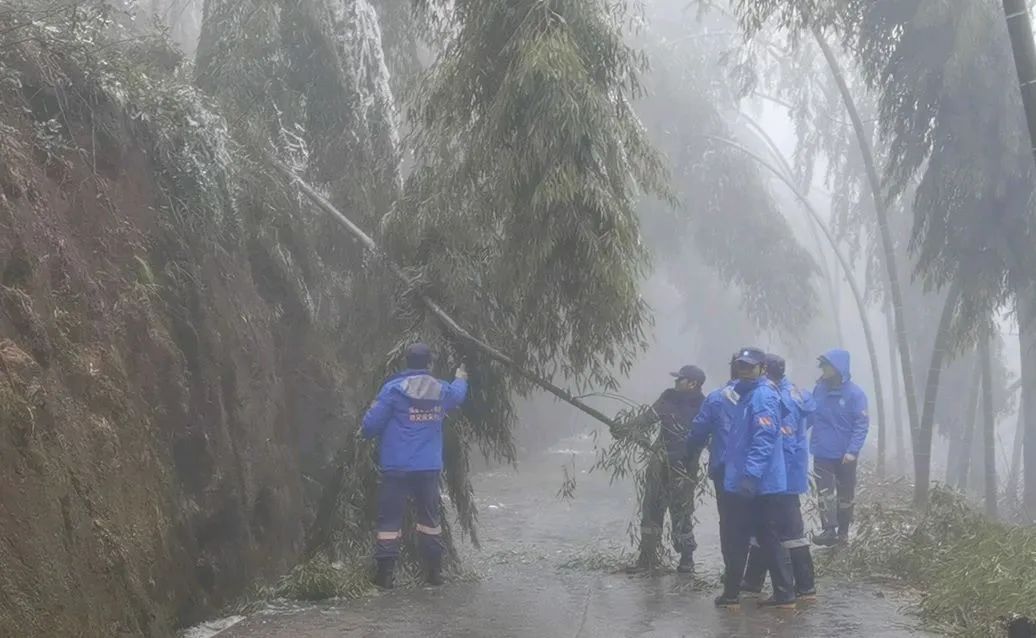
[361,369,468,471]
[810,349,869,460]
[722,376,787,495]
[776,377,816,495]
[688,381,738,480]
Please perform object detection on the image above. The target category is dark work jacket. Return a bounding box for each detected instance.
[643,388,706,464]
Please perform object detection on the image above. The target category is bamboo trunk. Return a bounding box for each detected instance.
[980,334,998,516]
[885,297,907,471]
[918,283,962,500]
[1001,0,1036,519]
[271,159,621,430]
[739,115,846,345]
[704,136,887,467]
[1008,404,1024,505]
[1019,293,1036,517]
[957,356,982,491]
[814,28,921,501]
[945,424,959,484]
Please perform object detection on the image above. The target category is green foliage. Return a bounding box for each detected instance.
[835,485,1036,636]
[730,0,1036,319]
[581,401,711,567]
[0,0,237,243]
[392,0,665,394]
[558,544,634,572]
[634,6,819,340]
[845,1,1034,308]
[271,556,372,601]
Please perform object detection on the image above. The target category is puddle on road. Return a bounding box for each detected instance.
[180,615,245,638]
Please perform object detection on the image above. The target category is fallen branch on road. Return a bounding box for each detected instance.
[269,158,625,559]
[830,484,1036,637]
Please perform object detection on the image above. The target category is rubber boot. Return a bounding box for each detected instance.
[765,543,797,608]
[812,528,838,547]
[677,551,695,574]
[714,592,740,608]
[790,546,816,600]
[426,554,444,586]
[374,559,395,589]
[758,596,797,610]
[625,547,654,573]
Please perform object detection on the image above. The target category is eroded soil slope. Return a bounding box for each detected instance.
[0,39,370,638]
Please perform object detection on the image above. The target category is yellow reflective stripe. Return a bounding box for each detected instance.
[415,524,442,535]
[376,530,401,540]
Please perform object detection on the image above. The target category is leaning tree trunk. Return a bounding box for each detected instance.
[706,136,887,460]
[739,114,846,345]
[980,332,999,517]
[1002,0,1036,168]
[1002,0,1036,519]
[957,356,982,491]
[814,29,920,495]
[885,296,907,471]
[918,282,962,504]
[945,423,960,484]
[1008,404,1024,506]
[273,160,622,429]
[1018,291,1036,517]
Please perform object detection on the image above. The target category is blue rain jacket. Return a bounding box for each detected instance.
[688,381,739,480]
[776,377,816,495]
[810,349,869,460]
[722,377,786,495]
[361,369,468,471]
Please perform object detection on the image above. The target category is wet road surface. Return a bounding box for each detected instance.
[216,434,933,638]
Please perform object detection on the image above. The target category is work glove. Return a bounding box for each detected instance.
[738,475,758,497]
[455,364,468,380]
[842,453,857,464]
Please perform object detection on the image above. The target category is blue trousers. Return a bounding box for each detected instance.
[374,470,444,561]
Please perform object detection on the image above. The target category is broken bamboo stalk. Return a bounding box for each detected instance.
[271,159,620,430]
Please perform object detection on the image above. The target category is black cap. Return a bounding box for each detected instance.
[405,342,432,369]
[734,347,766,366]
[765,353,786,379]
[670,364,706,385]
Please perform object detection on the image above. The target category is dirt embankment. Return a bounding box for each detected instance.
[0,38,368,638]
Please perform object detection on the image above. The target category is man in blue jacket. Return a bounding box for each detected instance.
[613,364,706,573]
[361,342,469,588]
[810,349,869,546]
[714,347,795,609]
[741,354,817,600]
[687,355,738,583]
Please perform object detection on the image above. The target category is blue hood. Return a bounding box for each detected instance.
[820,349,851,384]
[386,368,430,382]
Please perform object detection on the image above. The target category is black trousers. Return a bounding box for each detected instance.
[718,488,751,598]
[751,494,796,602]
[714,476,735,581]
[743,494,815,595]
[815,457,858,535]
[720,492,793,601]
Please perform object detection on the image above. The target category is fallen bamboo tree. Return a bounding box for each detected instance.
[271,158,620,430]
[270,159,628,557]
